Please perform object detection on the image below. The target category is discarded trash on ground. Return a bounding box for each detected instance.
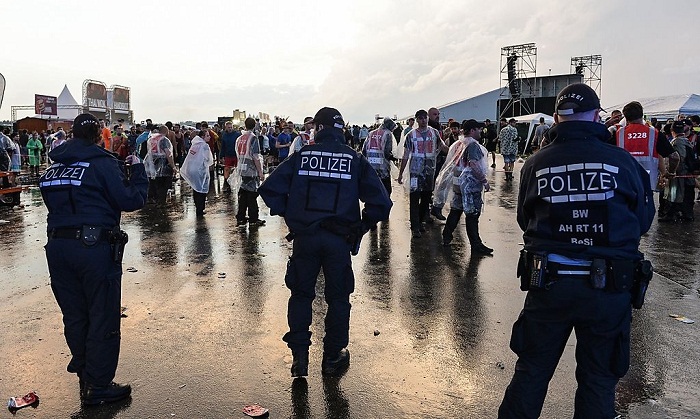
[669,314,695,324]
[242,404,269,417]
[373,329,380,336]
[8,391,39,412]
[126,267,138,273]
[218,272,227,279]
[121,306,128,318]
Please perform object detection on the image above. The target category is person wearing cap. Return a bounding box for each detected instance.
[362,117,397,194]
[434,119,493,254]
[290,116,315,154]
[232,117,266,227]
[616,101,679,201]
[39,113,148,405]
[259,107,392,378]
[499,118,519,181]
[498,83,655,418]
[660,120,697,222]
[397,109,448,238]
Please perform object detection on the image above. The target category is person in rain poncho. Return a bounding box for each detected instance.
[26,131,44,176]
[362,117,397,195]
[396,109,448,238]
[434,119,493,254]
[143,125,177,205]
[180,129,214,218]
[230,117,266,227]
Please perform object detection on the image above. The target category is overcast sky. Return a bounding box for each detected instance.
[2,0,699,124]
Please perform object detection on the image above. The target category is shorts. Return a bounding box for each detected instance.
[224,156,238,167]
[503,154,517,164]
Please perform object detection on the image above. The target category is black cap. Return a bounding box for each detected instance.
[310,107,345,129]
[555,83,601,116]
[461,119,485,131]
[671,120,686,133]
[72,113,99,132]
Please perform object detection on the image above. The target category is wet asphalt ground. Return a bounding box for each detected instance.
[0,162,699,418]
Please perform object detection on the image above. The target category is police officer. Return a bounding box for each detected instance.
[498,84,655,418]
[40,113,148,405]
[259,107,392,377]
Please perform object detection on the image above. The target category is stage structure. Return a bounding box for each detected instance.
[570,55,602,98]
[499,43,537,118]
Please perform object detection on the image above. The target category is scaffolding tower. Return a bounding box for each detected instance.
[499,43,537,118]
[570,55,602,98]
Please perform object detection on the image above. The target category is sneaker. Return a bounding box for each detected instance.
[291,350,309,377]
[81,382,131,405]
[249,219,266,227]
[322,348,350,376]
[236,218,248,227]
[430,207,446,221]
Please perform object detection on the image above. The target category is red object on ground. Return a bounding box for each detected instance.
[7,391,39,412]
[242,404,269,417]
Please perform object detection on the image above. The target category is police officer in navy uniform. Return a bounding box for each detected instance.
[498,84,655,418]
[259,107,392,377]
[40,113,148,405]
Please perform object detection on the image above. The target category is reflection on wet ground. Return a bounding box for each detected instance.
[1,166,699,418]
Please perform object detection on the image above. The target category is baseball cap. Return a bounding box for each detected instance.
[671,120,685,133]
[309,107,345,129]
[415,109,428,118]
[462,119,485,131]
[73,113,99,131]
[555,83,601,116]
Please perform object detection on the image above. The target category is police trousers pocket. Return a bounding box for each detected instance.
[611,327,631,377]
[344,263,355,295]
[284,258,297,290]
[509,314,527,356]
[608,259,634,292]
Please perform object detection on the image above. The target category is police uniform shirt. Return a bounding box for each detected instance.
[518,121,655,261]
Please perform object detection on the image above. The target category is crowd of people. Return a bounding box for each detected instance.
[4,80,699,415]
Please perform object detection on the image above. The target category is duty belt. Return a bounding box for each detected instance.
[546,261,591,277]
[48,227,113,242]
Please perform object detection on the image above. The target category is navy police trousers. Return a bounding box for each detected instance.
[498,276,632,418]
[283,229,355,354]
[46,238,122,386]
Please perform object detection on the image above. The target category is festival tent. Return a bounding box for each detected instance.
[513,113,554,152]
[605,94,700,120]
[56,85,80,120]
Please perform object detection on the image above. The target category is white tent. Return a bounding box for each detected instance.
[56,85,80,120]
[605,94,700,120]
[513,113,554,152]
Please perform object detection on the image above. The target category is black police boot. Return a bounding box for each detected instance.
[322,348,350,376]
[291,349,309,378]
[81,382,131,405]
